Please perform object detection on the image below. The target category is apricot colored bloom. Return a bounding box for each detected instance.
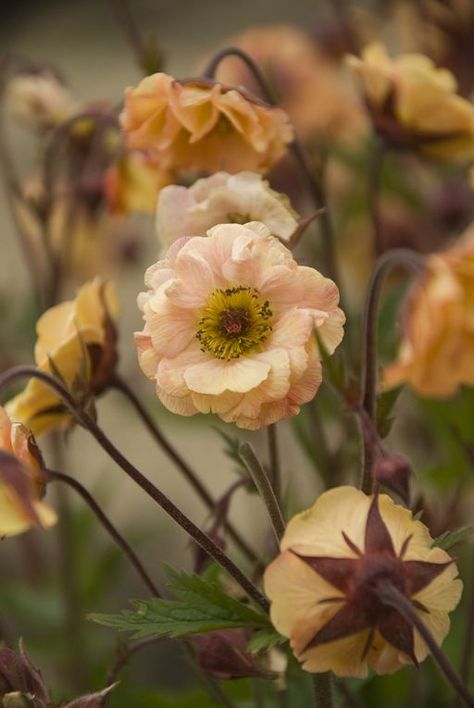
[264,486,462,678]
[104,152,172,216]
[0,407,56,536]
[7,278,118,436]
[384,226,474,397]
[135,222,344,430]
[347,42,474,161]
[121,73,293,176]
[156,172,299,249]
[7,71,77,131]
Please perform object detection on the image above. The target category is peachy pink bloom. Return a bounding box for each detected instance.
[135,222,345,430]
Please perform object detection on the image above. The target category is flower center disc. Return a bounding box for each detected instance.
[196,287,273,360]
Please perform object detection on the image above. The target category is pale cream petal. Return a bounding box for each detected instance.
[184,356,271,395]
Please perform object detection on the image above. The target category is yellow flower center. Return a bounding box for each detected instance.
[226,212,252,225]
[196,286,273,360]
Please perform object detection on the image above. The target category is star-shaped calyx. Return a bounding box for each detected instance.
[292,495,451,665]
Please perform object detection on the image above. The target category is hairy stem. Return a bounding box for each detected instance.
[267,423,281,505]
[110,375,260,567]
[377,582,474,707]
[368,137,386,258]
[359,249,424,494]
[239,442,285,542]
[47,468,160,597]
[0,367,267,611]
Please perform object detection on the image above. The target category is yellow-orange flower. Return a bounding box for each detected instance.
[104,152,172,216]
[7,278,119,436]
[384,226,474,397]
[264,486,462,677]
[0,407,56,536]
[121,73,294,175]
[347,42,474,161]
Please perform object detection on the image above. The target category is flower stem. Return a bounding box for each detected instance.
[0,366,268,612]
[313,673,334,708]
[368,137,387,257]
[377,582,474,707]
[239,442,285,542]
[109,0,159,74]
[46,468,160,597]
[460,563,474,686]
[109,375,260,567]
[267,423,281,504]
[359,249,424,494]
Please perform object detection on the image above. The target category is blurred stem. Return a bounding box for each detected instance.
[377,582,474,707]
[460,562,474,686]
[110,375,260,568]
[359,249,424,494]
[267,424,281,504]
[201,46,341,293]
[0,367,268,612]
[368,137,386,258]
[239,442,285,542]
[47,468,161,597]
[313,673,334,708]
[109,0,156,74]
[335,679,366,708]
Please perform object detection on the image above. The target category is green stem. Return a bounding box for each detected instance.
[313,673,334,708]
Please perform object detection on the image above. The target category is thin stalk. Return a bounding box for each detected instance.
[239,442,285,542]
[359,249,424,494]
[368,137,386,257]
[47,468,160,597]
[267,424,281,504]
[109,0,154,74]
[335,679,366,708]
[110,375,259,567]
[376,582,474,707]
[0,367,268,612]
[106,636,161,685]
[313,673,334,708]
[460,563,474,685]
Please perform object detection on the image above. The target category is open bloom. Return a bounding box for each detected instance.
[347,42,474,161]
[121,73,293,176]
[135,222,344,430]
[264,486,462,677]
[7,278,119,436]
[156,172,299,249]
[0,407,56,536]
[384,226,474,397]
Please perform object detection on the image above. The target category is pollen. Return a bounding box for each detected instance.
[196,286,273,360]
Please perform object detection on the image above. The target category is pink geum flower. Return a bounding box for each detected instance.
[135,222,345,430]
[156,171,299,250]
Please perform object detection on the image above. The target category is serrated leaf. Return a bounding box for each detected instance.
[433,526,474,551]
[89,567,271,639]
[247,628,285,654]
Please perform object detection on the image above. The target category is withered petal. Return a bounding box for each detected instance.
[292,551,358,593]
[302,599,372,652]
[404,559,452,596]
[365,495,395,556]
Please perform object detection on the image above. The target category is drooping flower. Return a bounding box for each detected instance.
[104,151,172,216]
[0,407,56,536]
[7,70,77,131]
[135,222,344,430]
[156,171,299,249]
[121,73,294,176]
[7,278,119,436]
[347,42,474,161]
[384,225,474,397]
[264,486,462,677]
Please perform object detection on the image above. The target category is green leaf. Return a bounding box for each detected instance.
[89,567,271,640]
[247,628,285,654]
[433,526,474,551]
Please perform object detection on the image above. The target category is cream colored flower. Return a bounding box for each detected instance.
[264,486,462,677]
[0,407,56,536]
[347,42,474,161]
[7,71,77,130]
[135,222,344,430]
[156,172,299,249]
[384,225,474,397]
[7,279,119,436]
[121,73,293,176]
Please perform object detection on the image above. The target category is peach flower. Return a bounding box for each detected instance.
[121,73,293,176]
[7,70,77,131]
[7,278,119,436]
[264,486,462,677]
[156,171,299,249]
[0,407,56,536]
[347,42,474,161]
[135,222,344,430]
[384,225,474,397]
[104,152,172,216]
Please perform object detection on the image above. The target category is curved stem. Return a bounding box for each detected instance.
[359,249,424,494]
[376,582,474,708]
[267,423,281,504]
[201,46,341,289]
[239,442,285,542]
[106,636,161,685]
[0,367,268,612]
[109,375,259,567]
[368,137,386,258]
[46,468,160,597]
[109,0,158,74]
